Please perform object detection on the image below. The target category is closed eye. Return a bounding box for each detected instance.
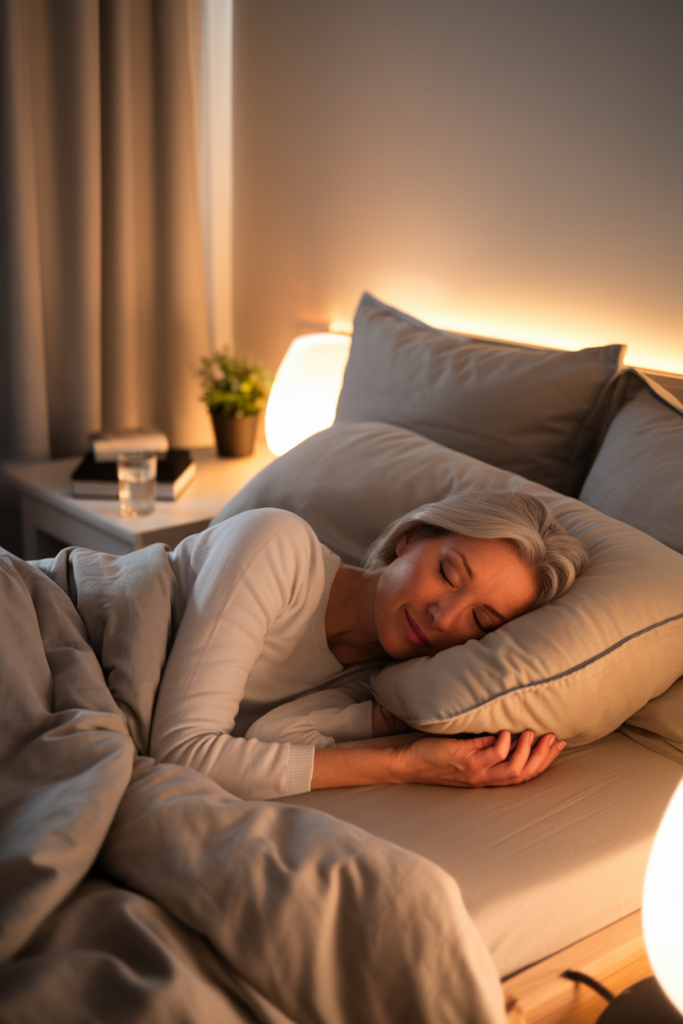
[440,562,453,585]
[473,610,495,635]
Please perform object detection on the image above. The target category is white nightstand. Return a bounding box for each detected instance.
[4,444,276,559]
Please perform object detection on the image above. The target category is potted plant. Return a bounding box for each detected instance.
[198,351,272,457]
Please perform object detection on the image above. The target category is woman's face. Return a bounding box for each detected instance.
[374,530,539,660]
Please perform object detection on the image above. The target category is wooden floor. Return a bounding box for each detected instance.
[504,912,652,1024]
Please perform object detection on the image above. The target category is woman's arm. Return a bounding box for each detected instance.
[311,730,565,789]
[151,513,324,801]
[245,679,376,748]
[245,689,563,792]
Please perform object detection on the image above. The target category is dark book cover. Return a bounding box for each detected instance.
[72,449,191,482]
[71,450,196,500]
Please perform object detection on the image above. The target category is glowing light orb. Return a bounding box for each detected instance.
[265,333,351,456]
[643,776,683,1014]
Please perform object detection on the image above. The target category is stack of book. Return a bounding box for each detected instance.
[89,428,170,462]
[71,449,197,501]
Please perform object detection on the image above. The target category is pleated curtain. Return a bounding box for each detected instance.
[0,0,215,479]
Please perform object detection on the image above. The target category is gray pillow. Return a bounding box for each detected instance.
[335,293,624,496]
[212,421,683,752]
[579,371,683,554]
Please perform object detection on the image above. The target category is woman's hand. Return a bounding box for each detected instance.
[394,730,566,788]
[311,729,565,790]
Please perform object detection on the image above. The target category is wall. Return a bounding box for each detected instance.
[233,0,682,376]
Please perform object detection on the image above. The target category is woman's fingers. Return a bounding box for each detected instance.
[468,730,512,769]
[445,732,509,779]
[466,733,502,753]
[493,729,513,761]
[467,730,531,783]
[532,737,569,774]
[523,732,566,777]
[399,730,566,787]
[488,731,566,785]
[504,730,536,771]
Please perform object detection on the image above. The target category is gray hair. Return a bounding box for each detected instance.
[363,490,589,608]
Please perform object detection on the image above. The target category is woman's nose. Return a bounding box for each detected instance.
[428,594,462,631]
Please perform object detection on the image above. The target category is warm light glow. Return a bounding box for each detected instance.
[327,318,354,335]
[265,333,351,456]
[367,276,683,374]
[642,777,683,1014]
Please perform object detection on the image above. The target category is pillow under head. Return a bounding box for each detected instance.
[334,293,625,496]
[212,421,683,753]
[579,370,683,554]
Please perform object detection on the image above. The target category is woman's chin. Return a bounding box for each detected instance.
[401,648,430,661]
[380,636,429,661]
[376,615,430,660]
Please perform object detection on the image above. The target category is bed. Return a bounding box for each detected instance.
[2,292,682,1023]
[211,294,683,1021]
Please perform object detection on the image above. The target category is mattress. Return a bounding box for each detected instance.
[279,732,683,977]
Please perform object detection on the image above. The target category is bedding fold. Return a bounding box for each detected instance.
[0,544,507,1024]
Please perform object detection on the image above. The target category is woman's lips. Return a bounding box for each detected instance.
[405,611,428,646]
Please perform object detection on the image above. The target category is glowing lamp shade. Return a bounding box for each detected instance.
[643,777,683,1014]
[265,333,351,456]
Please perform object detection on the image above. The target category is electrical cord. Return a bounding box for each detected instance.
[561,970,615,1004]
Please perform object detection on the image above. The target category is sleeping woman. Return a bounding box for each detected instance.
[150,491,589,800]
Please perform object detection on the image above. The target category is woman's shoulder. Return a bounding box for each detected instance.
[169,510,331,622]
[208,509,323,568]
[218,507,315,542]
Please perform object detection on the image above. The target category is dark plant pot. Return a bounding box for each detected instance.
[211,413,258,458]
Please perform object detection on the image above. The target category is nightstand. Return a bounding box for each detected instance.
[4,444,276,558]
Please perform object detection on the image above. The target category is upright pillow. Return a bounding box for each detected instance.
[334,293,625,496]
[579,371,683,554]
[212,421,683,751]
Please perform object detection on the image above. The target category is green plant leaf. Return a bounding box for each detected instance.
[197,350,272,417]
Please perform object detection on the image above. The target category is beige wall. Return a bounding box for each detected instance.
[233,0,682,376]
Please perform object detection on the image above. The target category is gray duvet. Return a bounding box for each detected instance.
[0,544,506,1024]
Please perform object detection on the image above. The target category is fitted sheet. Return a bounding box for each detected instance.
[280,732,683,978]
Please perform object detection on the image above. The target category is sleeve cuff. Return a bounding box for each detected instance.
[283,743,316,796]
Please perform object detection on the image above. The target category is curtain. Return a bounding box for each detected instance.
[0,0,216,479]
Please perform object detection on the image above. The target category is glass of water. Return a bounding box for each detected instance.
[116,453,157,516]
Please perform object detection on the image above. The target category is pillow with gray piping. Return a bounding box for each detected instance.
[334,293,625,496]
[579,370,683,555]
[212,420,683,751]
[577,370,683,764]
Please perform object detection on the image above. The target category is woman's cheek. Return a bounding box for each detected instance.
[374,605,405,659]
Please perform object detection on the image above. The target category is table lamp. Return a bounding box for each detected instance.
[593,776,683,1021]
[642,776,683,1015]
[265,332,351,456]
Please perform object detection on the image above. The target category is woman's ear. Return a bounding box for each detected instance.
[395,527,418,557]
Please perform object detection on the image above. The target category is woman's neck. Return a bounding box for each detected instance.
[325,565,386,665]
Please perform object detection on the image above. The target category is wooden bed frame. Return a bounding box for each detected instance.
[504,912,651,1023]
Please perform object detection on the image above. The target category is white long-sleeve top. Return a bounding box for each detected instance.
[150,509,376,800]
